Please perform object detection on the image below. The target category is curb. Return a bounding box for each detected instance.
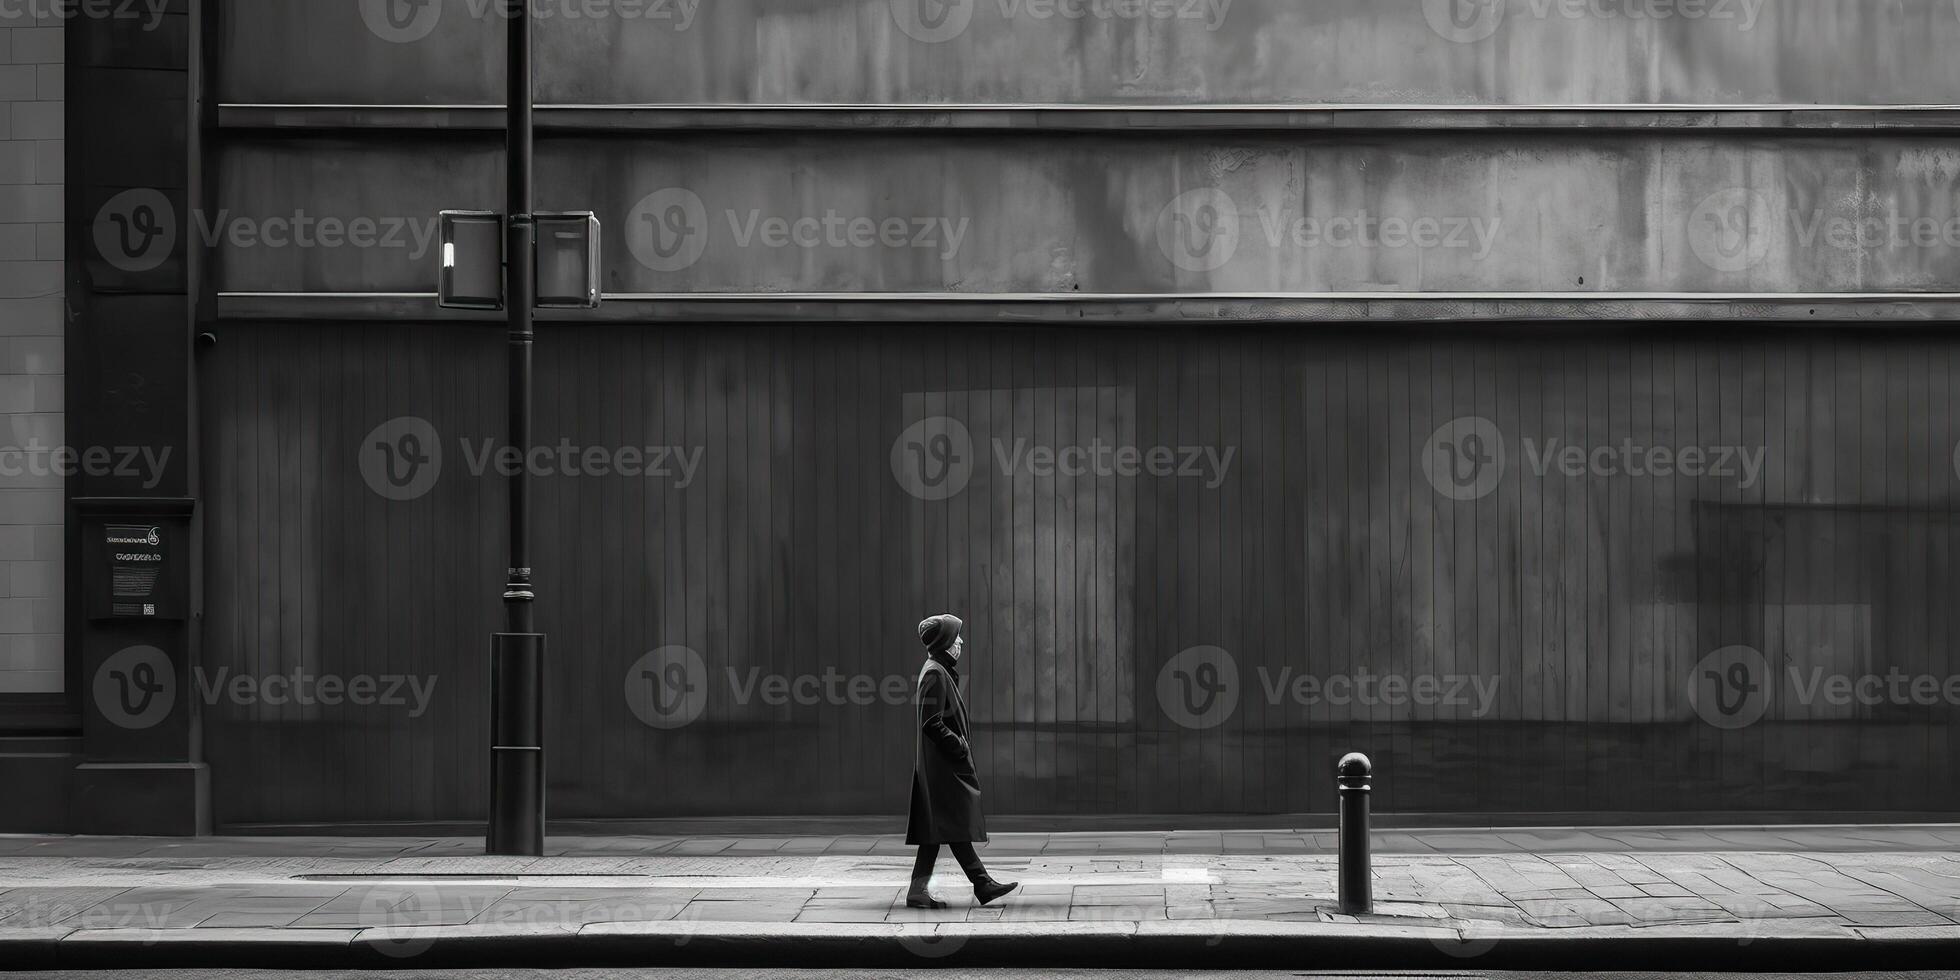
[9,923,1960,971]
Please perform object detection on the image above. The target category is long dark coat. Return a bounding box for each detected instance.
[905,652,987,844]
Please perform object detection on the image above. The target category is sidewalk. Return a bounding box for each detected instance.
[6,825,1960,970]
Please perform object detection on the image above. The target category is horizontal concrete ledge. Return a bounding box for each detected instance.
[13,923,1960,971]
[217,103,1960,134]
[216,291,1960,324]
[71,496,197,517]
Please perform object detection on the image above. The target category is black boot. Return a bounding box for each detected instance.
[972,876,1019,906]
[906,883,948,909]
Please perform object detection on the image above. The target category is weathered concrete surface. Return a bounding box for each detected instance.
[225,0,1960,106]
[214,133,1960,294]
[7,828,1960,969]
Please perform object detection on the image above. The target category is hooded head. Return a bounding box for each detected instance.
[917,614,964,659]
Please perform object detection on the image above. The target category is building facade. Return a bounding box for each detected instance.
[6,0,1960,832]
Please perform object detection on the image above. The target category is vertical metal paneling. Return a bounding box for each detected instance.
[200,323,1960,824]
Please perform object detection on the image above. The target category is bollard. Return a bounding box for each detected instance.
[1337,752,1372,914]
[489,632,546,856]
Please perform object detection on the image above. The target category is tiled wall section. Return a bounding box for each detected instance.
[0,12,63,694]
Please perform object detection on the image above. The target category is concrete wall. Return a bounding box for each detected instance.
[218,134,1960,296]
[0,10,63,695]
[224,0,1960,106]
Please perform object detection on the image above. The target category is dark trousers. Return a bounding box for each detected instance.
[911,843,987,889]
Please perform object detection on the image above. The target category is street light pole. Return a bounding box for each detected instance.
[488,0,545,857]
[504,0,535,633]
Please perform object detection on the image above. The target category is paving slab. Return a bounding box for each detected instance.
[60,926,362,947]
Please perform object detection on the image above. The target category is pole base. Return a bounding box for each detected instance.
[488,632,545,856]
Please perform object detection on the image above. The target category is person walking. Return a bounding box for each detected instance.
[905,613,1018,909]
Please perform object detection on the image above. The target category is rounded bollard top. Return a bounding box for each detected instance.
[1337,752,1372,783]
